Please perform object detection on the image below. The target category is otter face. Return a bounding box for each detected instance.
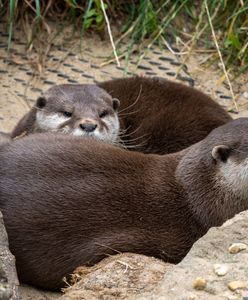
[212,143,248,197]
[34,84,120,144]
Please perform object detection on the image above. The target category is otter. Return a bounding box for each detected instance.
[11,84,120,144]
[1,118,248,291]
[12,77,232,154]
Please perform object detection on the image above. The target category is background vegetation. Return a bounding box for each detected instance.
[0,0,248,77]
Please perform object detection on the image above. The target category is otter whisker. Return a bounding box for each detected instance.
[119,133,150,144]
[118,124,143,139]
[120,141,149,149]
[118,108,142,117]
[118,135,151,149]
[118,85,143,114]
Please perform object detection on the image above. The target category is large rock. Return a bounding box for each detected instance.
[60,253,172,300]
[0,211,20,300]
[136,211,248,300]
[19,285,60,300]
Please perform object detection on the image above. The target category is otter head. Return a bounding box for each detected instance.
[209,120,248,198]
[177,117,248,228]
[34,84,120,144]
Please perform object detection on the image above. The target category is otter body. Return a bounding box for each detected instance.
[1,118,248,290]
[12,77,232,154]
[99,77,232,153]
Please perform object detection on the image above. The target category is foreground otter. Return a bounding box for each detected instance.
[1,118,248,290]
[11,84,120,144]
[12,77,231,154]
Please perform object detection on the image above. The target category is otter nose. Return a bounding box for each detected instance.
[80,123,97,132]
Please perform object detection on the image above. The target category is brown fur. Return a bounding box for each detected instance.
[1,118,248,291]
[98,76,232,153]
[12,77,232,154]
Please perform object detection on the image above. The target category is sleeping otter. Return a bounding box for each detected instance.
[1,118,247,290]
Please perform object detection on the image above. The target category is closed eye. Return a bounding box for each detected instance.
[99,110,109,118]
[62,111,72,118]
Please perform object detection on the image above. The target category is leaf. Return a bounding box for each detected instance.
[96,14,103,24]
[226,32,241,49]
[86,8,97,18]
[84,18,93,29]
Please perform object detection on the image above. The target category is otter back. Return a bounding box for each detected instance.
[98,77,232,154]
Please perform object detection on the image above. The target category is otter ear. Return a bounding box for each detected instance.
[36,97,46,109]
[212,145,231,163]
[112,98,120,111]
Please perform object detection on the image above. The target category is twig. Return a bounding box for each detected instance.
[205,0,238,110]
[116,260,135,273]
[162,37,188,56]
[100,0,120,67]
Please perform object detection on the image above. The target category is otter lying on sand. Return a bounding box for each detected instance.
[11,77,231,154]
[1,118,247,290]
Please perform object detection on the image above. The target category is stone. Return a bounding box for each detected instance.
[228,243,247,254]
[213,264,229,276]
[243,92,248,99]
[20,284,60,300]
[0,211,20,300]
[59,253,172,300]
[228,281,246,291]
[192,277,207,290]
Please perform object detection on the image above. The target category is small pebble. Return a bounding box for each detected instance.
[228,243,247,254]
[214,264,229,276]
[192,277,207,290]
[228,281,246,291]
[243,92,248,99]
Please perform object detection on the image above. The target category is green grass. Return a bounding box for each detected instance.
[1,0,248,77]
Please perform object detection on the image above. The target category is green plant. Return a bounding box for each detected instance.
[1,0,247,76]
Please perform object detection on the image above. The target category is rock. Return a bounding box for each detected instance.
[19,284,61,300]
[228,243,247,254]
[192,277,207,290]
[227,281,246,291]
[243,92,248,99]
[135,210,248,300]
[59,253,172,300]
[213,264,229,276]
[0,211,20,300]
